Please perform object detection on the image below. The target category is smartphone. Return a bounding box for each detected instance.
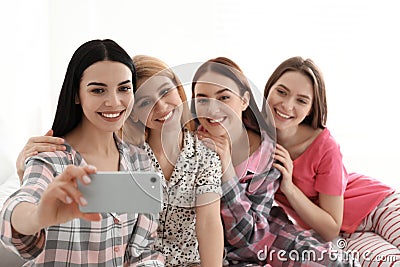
[77,171,162,213]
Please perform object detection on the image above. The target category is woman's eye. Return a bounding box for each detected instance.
[276,88,286,95]
[139,100,151,108]
[196,98,209,104]
[119,86,132,92]
[160,88,170,96]
[219,95,230,101]
[91,88,105,94]
[297,98,308,105]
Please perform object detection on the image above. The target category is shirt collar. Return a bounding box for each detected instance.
[235,130,275,180]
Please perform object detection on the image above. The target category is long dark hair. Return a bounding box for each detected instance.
[52,39,136,137]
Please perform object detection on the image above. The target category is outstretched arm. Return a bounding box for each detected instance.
[11,165,100,236]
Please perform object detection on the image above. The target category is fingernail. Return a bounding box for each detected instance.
[80,197,87,206]
[86,165,97,171]
[66,196,73,204]
[83,175,91,184]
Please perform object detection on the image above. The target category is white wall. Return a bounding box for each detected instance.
[1,0,399,189]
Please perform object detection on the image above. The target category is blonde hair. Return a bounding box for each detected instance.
[123,55,194,145]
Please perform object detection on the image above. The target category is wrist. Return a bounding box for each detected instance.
[280,181,296,197]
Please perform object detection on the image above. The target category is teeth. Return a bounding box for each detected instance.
[101,112,121,118]
[159,111,172,121]
[276,110,291,119]
[209,118,224,123]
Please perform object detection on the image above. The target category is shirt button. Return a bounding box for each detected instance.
[114,218,119,224]
[114,247,120,252]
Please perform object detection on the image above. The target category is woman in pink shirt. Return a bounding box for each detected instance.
[264,56,399,266]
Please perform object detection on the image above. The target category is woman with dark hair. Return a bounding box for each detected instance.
[1,39,164,266]
[264,56,400,266]
[192,57,354,266]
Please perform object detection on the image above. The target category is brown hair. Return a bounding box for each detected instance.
[191,57,269,135]
[263,56,327,129]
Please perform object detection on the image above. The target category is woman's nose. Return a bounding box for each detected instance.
[207,98,221,113]
[281,98,294,111]
[105,91,121,106]
[154,98,168,113]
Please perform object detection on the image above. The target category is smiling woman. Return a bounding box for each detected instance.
[120,55,225,266]
[71,61,134,132]
[133,75,184,133]
[264,56,400,266]
[0,39,164,266]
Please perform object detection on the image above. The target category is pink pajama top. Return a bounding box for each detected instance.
[275,128,395,233]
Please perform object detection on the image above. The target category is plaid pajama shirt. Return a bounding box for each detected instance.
[220,133,358,267]
[0,135,164,266]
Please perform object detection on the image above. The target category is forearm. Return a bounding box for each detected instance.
[283,185,341,241]
[197,221,223,266]
[196,201,223,266]
[11,202,43,235]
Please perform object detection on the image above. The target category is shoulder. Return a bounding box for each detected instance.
[23,150,73,181]
[310,128,344,164]
[304,127,339,151]
[188,130,219,157]
[183,130,221,166]
[318,128,341,150]
[26,150,72,168]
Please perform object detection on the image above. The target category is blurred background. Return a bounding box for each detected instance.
[1,0,399,188]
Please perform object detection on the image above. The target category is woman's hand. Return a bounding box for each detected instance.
[197,130,231,163]
[11,165,101,235]
[16,129,66,182]
[273,143,295,195]
[37,165,101,226]
[197,130,236,182]
[273,143,343,241]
